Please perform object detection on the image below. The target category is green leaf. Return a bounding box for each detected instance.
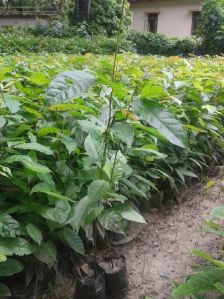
[121,178,147,199]
[14,142,54,156]
[209,207,224,221]
[45,70,95,105]
[68,196,89,232]
[53,201,71,224]
[30,72,49,85]
[84,134,100,160]
[5,155,51,174]
[134,99,187,148]
[0,116,6,128]
[31,183,72,202]
[0,284,11,296]
[4,95,20,114]
[0,258,24,276]
[193,250,224,269]
[88,180,110,204]
[26,223,43,245]
[58,227,84,255]
[112,123,134,146]
[115,204,146,224]
[141,84,166,99]
[0,213,20,238]
[0,238,34,256]
[34,240,57,268]
[171,267,224,298]
[49,103,95,114]
[0,253,6,263]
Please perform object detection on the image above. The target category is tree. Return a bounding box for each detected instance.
[198,0,224,54]
[68,0,131,36]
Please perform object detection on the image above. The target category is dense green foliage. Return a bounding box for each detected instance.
[172,205,224,298]
[127,31,197,56]
[0,54,223,295]
[199,0,224,55]
[67,0,131,36]
[0,26,198,56]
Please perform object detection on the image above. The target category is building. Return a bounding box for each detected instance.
[0,6,58,26]
[130,0,202,38]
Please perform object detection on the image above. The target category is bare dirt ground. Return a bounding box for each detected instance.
[118,174,224,299]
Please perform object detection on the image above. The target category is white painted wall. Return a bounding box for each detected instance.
[130,0,202,38]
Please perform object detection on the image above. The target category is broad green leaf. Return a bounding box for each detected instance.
[45,70,95,105]
[53,201,71,224]
[171,267,224,298]
[209,207,224,221]
[0,258,24,276]
[30,72,49,85]
[193,250,224,269]
[58,227,84,255]
[134,99,187,148]
[14,142,54,156]
[49,103,95,114]
[84,134,101,160]
[121,178,147,199]
[37,127,61,136]
[115,204,146,224]
[68,196,89,232]
[141,84,166,99]
[88,180,110,204]
[0,238,33,256]
[0,117,6,128]
[0,283,11,296]
[112,123,134,146]
[0,254,6,263]
[176,167,198,183]
[98,209,122,233]
[0,213,20,238]
[5,155,51,174]
[4,95,20,114]
[34,240,57,268]
[31,183,72,202]
[26,223,43,245]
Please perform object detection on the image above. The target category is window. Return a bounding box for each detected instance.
[148,13,159,34]
[191,11,201,35]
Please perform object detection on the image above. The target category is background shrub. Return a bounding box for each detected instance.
[198,0,224,54]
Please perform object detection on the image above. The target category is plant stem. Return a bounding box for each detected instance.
[100,0,127,176]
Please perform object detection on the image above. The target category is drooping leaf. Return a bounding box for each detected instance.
[112,123,134,146]
[0,258,24,276]
[45,70,95,105]
[5,155,51,174]
[58,227,84,255]
[26,223,43,245]
[14,142,54,156]
[88,180,110,204]
[0,283,11,296]
[134,99,187,148]
[171,267,224,298]
[31,183,72,202]
[34,240,57,268]
[68,196,89,232]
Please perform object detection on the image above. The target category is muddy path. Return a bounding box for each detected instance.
[118,174,224,299]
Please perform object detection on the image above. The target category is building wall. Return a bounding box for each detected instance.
[130,0,202,38]
[0,16,51,26]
